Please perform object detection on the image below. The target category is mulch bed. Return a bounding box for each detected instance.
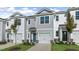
[65,49,78,51]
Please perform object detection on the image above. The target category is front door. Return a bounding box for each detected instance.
[33,33,36,42]
[62,31,67,41]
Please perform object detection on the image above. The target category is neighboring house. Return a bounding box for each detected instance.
[0,7,79,44]
[26,8,66,43]
[5,12,27,43]
[0,18,6,41]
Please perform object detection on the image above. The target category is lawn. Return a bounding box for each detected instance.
[51,44,79,51]
[1,43,34,51]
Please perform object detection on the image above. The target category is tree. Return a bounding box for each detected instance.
[11,17,19,44]
[66,12,76,42]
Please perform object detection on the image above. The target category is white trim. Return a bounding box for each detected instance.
[37,28,53,30]
[39,15,50,24]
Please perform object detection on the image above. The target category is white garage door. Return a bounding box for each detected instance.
[38,33,51,43]
[71,30,79,43]
[16,33,23,43]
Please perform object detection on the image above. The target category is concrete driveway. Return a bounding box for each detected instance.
[27,43,51,51]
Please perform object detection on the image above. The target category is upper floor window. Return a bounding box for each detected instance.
[7,22,9,26]
[40,17,44,24]
[56,16,59,21]
[28,20,30,24]
[76,11,79,20]
[40,16,49,24]
[45,16,49,23]
[17,19,21,25]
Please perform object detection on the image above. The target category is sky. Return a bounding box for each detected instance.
[0,7,68,18]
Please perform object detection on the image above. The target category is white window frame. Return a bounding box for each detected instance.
[39,15,50,24]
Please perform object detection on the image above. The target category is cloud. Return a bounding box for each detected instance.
[0,7,37,18]
[50,8,60,12]
[20,7,36,15]
[32,8,37,11]
[7,7,15,12]
[0,7,67,18]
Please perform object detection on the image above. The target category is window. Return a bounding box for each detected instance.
[56,16,59,21]
[40,17,44,24]
[28,33,29,38]
[76,11,79,20]
[17,19,21,25]
[7,22,9,26]
[45,16,49,23]
[40,16,49,24]
[28,20,30,24]
[56,31,59,36]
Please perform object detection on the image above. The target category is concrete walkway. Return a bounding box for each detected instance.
[28,43,51,51]
[0,43,15,50]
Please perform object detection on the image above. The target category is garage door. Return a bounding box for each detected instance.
[38,33,51,43]
[71,30,79,43]
[16,33,23,43]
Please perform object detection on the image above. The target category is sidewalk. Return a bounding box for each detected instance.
[28,43,51,51]
[0,43,15,50]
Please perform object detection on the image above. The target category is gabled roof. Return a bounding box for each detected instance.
[67,7,79,11]
[36,7,54,14]
[10,12,26,18]
[55,11,66,14]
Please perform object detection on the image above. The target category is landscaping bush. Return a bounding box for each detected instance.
[30,40,32,43]
[56,41,64,44]
[7,39,10,42]
[31,42,35,45]
[30,40,35,45]
[65,49,78,51]
[22,40,30,45]
[22,40,35,45]
[0,40,7,44]
[72,42,75,45]
[9,47,21,51]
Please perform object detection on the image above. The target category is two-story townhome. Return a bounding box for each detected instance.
[68,7,79,43]
[0,18,6,42]
[26,7,79,44]
[5,12,27,43]
[26,8,67,44]
[0,7,79,44]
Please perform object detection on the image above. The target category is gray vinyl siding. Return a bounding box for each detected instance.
[27,18,36,29]
[36,15,54,29]
[0,21,2,41]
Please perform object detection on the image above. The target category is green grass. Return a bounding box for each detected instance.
[1,43,34,51]
[51,44,79,51]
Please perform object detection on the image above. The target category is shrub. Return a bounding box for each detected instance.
[30,40,35,45]
[7,39,10,42]
[31,42,35,45]
[22,40,31,45]
[0,40,7,44]
[56,41,64,44]
[72,42,75,45]
[30,40,32,43]
[65,49,78,51]
[9,47,21,51]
